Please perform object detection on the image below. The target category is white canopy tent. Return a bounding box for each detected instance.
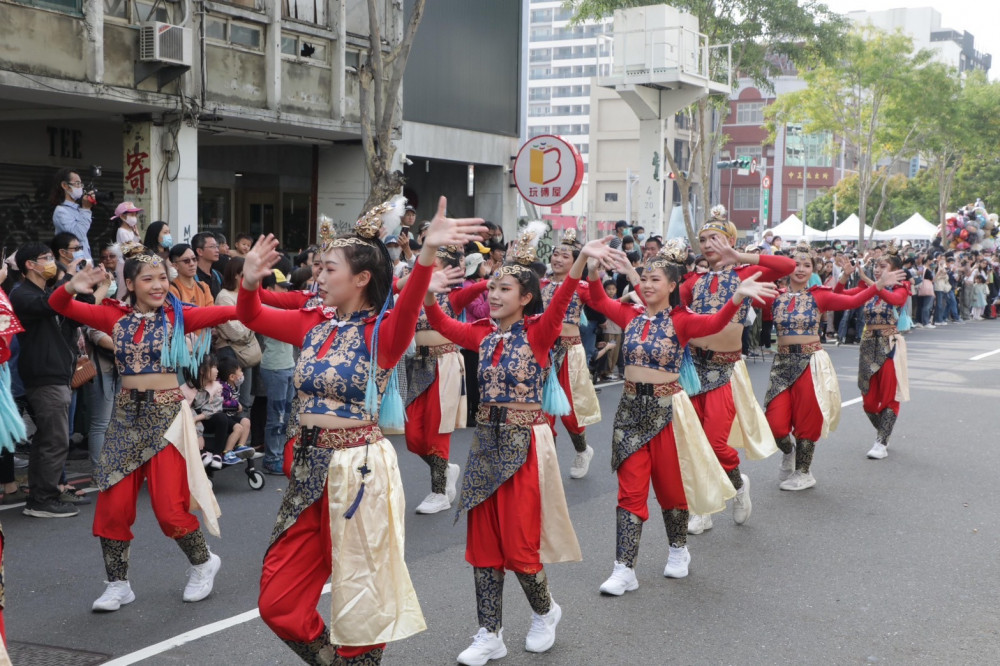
[768,214,825,241]
[822,214,876,241]
[874,213,939,241]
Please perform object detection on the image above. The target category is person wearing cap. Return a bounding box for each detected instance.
[540,228,602,479]
[385,235,409,279]
[679,205,794,535]
[113,202,143,246]
[615,220,629,239]
[403,205,417,230]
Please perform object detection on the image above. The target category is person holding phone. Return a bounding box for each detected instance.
[51,168,94,263]
[51,232,88,275]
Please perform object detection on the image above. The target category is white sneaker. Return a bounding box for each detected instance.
[687,513,713,535]
[925,324,936,329]
[524,601,561,653]
[779,470,817,491]
[457,627,507,666]
[183,552,220,602]
[445,463,461,504]
[866,442,888,460]
[779,451,795,482]
[569,444,594,479]
[663,546,691,579]
[92,580,135,612]
[599,561,639,596]
[415,492,451,515]
[733,474,752,524]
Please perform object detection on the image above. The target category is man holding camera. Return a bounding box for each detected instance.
[51,168,94,263]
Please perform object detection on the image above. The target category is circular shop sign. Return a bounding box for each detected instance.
[513,135,584,207]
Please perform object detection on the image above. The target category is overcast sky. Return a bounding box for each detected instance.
[823,1,999,79]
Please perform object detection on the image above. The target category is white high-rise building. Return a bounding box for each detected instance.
[525,1,611,218]
[848,7,991,74]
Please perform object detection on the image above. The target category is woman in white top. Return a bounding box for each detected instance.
[112,202,143,245]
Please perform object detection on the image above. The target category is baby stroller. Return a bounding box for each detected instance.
[201,429,266,490]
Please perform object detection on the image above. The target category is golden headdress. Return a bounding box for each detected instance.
[120,242,162,266]
[436,244,461,260]
[646,238,688,271]
[318,195,407,253]
[495,221,546,278]
[792,239,815,257]
[560,227,581,249]
[884,240,900,257]
[700,204,737,242]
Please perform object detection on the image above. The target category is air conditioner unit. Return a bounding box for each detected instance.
[140,22,192,67]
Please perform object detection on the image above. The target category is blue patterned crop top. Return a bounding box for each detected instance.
[622,308,685,373]
[478,320,545,404]
[293,308,392,420]
[864,296,898,326]
[417,292,457,332]
[541,281,583,326]
[112,311,173,375]
[689,269,751,324]
[772,290,821,336]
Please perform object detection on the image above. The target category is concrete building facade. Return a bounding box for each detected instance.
[0,0,521,253]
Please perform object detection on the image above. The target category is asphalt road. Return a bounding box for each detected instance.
[4,320,1000,665]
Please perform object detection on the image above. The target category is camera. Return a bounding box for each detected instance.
[84,165,115,205]
[850,259,856,266]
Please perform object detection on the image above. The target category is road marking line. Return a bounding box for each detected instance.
[104,583,332,665]
[970,347,1000,361]
[841,397,862,407]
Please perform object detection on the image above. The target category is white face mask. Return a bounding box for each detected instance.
[235,375,245,387]
[388,247,402,261]
[124,215,138,227]
[71,186,83,200]
[167,266,178,280]
[107,280,117,298]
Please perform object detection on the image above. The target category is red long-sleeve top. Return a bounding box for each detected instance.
[425,277,580,404]
[680,255,795,323]
[765,285,878,336]
[587,275,740,373]
[49,286,236,375]
[834,281,910,327]
[417,281,488,331]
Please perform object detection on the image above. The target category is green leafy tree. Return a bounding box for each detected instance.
[569,0,846,242]
[766,27,931,247]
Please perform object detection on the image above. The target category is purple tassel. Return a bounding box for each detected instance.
[343,482,365,519]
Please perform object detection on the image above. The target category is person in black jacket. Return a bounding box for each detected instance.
[10,242,85,518]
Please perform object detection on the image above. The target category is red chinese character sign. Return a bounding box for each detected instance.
[513,135,583,207]
[122,121,153,231]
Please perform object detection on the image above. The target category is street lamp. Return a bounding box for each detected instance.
[625,168,640,230]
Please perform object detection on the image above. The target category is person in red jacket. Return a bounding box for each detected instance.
[833,245,911,460]
[764,242,904,490]
[238,198,484,665]
[679,206,795,535]
[584,240,777,595]
[426,230,619,666]
[540,228,602,479]
[49,246,236,613]
[395,246,487,515]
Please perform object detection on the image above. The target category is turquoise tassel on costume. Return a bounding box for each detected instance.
[161,294,206,375]
[679,346,701,396]
[896,307,913,332]
[542,364,571,416]
[0,364,25,453]
[379,368,405,430]
[579,309,588,327]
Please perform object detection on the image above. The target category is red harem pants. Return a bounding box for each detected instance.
[466,434,543,574]
[863,359,900,416]
[258,489,384,659]
[765,365,824,442]
[688,383,741,472]
[617,424,687,520]
[545,353,585,436]
[404,376,451,459]
[92,444,199,541]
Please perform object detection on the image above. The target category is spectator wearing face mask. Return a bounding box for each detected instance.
[10,243,88,518]
[51,167,94,262]
[112,202,143,246]
[385,235,409,279]
[51,232,87,276]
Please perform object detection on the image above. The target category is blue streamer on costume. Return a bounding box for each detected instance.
[379,367,405,430]
[896,306,913,332]
[0,364,26,453]
[542,359,571,416]
[678,345,701,395]
[160,293,207,376]
[343,482,365,519]
[579,309,588,328]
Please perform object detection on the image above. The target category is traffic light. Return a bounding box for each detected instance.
[716,159,739,169]
[738,155,751,170]
[667,171,688,180]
